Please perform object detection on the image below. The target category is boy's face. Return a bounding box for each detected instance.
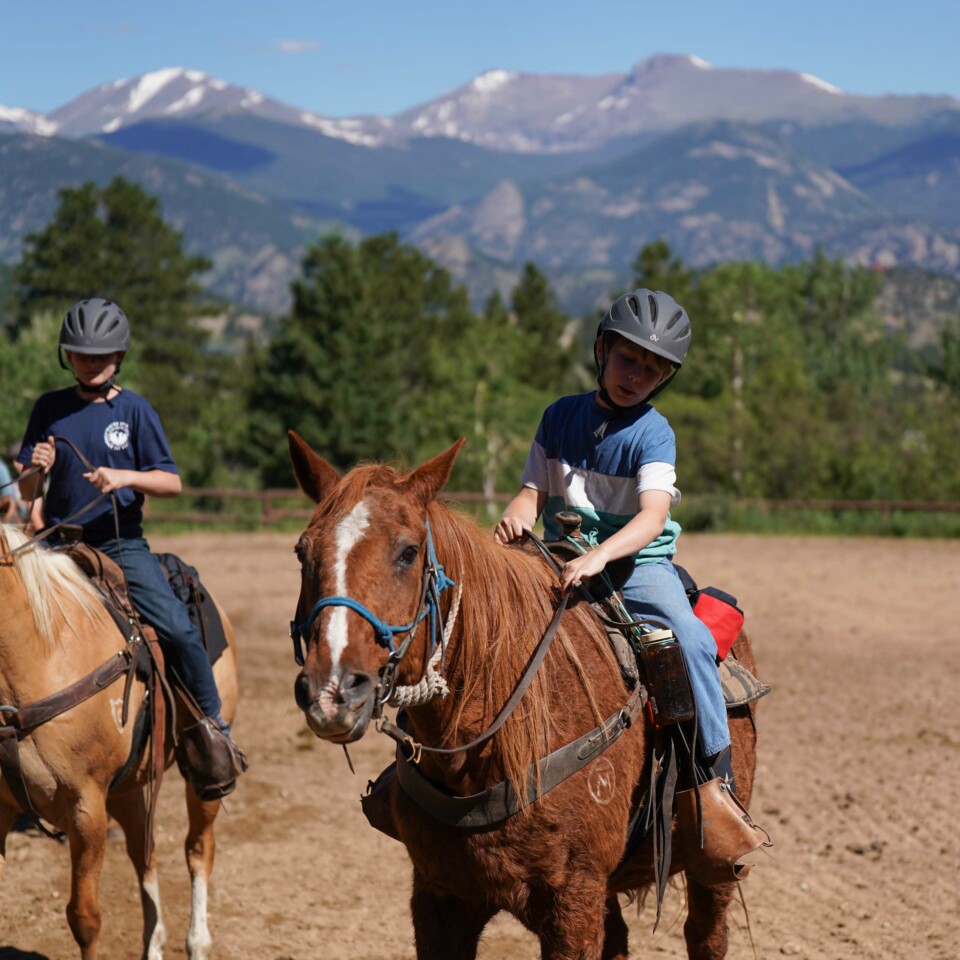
[598,336,673,407]
[66,350,125,390]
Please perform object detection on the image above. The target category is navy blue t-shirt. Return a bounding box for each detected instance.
[17,387,178,545]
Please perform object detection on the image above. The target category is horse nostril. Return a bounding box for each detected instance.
[294,672,313,711]
[340,671,374,708]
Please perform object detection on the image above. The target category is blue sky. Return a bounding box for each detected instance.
[2,0,958,117]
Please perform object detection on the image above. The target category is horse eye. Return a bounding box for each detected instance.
[398,545,419,567]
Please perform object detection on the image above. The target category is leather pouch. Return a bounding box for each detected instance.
[360,761,401,840]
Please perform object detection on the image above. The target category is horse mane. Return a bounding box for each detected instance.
[426,501,622,799]
[0,524,104,648]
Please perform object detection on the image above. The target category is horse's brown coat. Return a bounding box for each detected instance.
[289,434,761,960]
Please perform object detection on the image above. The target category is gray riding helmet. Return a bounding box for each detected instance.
[597,289,691,367]
[59,298,131,356]
[595,290,692,406]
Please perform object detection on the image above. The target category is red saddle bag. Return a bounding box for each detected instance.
[691,586,744,661]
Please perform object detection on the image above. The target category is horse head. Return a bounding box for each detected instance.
[288,431,464,743]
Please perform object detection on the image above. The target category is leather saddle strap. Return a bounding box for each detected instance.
[143,642,166,865]
[6,649,133,733]
[0,647,136,835]
[394,681,648,828]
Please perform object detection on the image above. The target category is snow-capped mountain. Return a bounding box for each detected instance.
[0,104,56,136]
[4,56,959,153]
[32,66,384,144]
[314,54,959,153]
[374,55,854,152]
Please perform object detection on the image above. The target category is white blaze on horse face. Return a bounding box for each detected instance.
[327,499,371,671]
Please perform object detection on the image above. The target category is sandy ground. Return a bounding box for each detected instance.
[1,530,958,959]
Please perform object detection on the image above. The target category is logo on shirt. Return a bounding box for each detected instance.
[104,421,131,451]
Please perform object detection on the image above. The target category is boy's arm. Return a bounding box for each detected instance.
[83,467,183,498]
[494,486,546,544]
[558,489,672,593]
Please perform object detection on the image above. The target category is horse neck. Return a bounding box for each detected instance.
[407,505,584,789]
[0,526,112,680]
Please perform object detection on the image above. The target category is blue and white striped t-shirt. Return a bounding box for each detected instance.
[520,391,682,564]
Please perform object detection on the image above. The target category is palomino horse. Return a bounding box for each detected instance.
[0,523,240,960]
[289,432,764,960]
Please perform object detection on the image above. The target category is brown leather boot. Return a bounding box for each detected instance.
[175,718,249,801]
[675,775,771,885]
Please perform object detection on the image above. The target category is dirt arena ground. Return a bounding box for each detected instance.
[1,530,958,959]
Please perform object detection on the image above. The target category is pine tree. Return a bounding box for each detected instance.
[12,177,213,433]
[510,262,576,392]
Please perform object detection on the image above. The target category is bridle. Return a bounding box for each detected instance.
[289,518,457,706]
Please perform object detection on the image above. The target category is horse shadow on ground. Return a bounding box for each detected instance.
[0,949,48,960]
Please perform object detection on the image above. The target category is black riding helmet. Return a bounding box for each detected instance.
[58,297,131,392]
[595,289,691,409]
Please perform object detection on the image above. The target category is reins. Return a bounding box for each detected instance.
[0,436,120,564]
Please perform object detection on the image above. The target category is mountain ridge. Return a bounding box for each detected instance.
[1,57,959,315]
[4,55,959,153]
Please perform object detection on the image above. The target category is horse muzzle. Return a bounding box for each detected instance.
[294,669,377,743]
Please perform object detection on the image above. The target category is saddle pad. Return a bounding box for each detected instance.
[155,553,228,666]
[720,657,770,708]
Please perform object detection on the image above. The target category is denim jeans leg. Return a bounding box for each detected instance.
[98,537,222,720]
[620,559,730,756]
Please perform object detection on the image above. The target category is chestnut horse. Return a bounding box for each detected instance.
[0,523,239,960]
[289,432,763,960]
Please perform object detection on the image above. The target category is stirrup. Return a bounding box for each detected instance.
[675,777,771,885]
[175,717,249,801]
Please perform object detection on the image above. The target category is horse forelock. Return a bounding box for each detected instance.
[0,523,104,649]
[425,504,621,799]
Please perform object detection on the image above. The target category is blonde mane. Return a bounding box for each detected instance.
[0,524,104,647]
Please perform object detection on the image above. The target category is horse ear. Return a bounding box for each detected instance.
[405,438,466,505]
[288,430,340,504]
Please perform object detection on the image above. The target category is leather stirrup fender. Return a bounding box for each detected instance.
[675,777,771,886]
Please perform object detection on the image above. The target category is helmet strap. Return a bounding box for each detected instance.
[594,333,678,412]
[75,374,117,396]
[595,334,637,416]
[60,347,122,396]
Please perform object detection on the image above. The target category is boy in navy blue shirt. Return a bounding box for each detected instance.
[18,297,246,798]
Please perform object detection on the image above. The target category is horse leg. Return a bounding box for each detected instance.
[107,789,168,960]
[64,795,109,960]
[601,895,629,960]
[0,802,18,882]
[538,876,609,960]
[683,877,736,960]
[410,869,493,960]
[183,782,221,960]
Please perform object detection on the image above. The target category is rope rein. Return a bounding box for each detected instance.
[387,581,462,707]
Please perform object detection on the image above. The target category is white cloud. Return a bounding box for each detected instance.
[268,39,320,55]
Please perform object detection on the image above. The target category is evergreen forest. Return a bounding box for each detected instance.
[3,178,959,533]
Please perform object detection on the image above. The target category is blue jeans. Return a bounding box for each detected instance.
[620,559,729,756]
[97,537,222,721]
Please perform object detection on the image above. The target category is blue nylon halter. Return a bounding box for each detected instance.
[291,519,456,662]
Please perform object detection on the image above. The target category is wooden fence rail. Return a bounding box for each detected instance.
[141,488,960,528]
